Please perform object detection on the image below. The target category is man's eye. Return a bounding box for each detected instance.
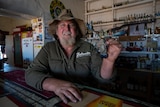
[59,23,75,28]
[69,24,75,28]
[60,24,65,27]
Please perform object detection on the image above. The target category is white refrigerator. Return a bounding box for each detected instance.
[21,37,33,68]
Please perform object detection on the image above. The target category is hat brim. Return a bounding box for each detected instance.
[49,18,86,37]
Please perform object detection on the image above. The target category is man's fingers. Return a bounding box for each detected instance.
[65,91,78,103]
[68,87,82,102]
[57,87,82,104]
[58,93,68,104]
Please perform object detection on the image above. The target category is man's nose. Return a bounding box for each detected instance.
[65,24,71,30]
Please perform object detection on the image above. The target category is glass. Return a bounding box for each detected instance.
[95,38,108,58]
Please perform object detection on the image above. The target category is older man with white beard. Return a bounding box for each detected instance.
[25,9,122,104]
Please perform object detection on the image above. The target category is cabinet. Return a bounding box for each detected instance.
[152,73,160,104]
[85,0,160,66]
[13,32,23,67]
[85,1,160,106]
[110,68,160,106]
[85,0,160,63]
[111,51,160,106]
[85,0,160,32]
[99,64,160,106]
[117,51,160,71]
[85,0,160,52]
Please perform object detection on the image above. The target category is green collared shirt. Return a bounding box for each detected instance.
[25,39,113,90]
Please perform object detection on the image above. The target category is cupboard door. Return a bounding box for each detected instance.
[13,33,23,67]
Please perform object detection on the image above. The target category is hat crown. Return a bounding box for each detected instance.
[49,9,86,37]
[57,9,74,20]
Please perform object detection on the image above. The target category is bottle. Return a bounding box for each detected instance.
[95,39,108,58]
[134,79,139,91]
[140,59,146,69]
[142,80,147,92]
[144,23,148,35]
[140,42,144,51]
[137,56,141,69]
[127,77,131,90]
[145,54,150,69]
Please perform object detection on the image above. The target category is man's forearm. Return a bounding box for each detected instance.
[100,58,115,79]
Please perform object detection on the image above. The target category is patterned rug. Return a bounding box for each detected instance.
[0,70,55,99]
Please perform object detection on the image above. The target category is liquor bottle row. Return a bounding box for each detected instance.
[118,13,155,24]
[126,77,147,92]
[116,54,160,72]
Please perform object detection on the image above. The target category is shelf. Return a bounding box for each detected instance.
[114,67,160,105]
[85,0,153,15]
[144,34,160,38]
[85,0,97,2]
[117,68,150,73]
[85,1,160,105]
[85,8,112,15]
[87,37,100,40]
[119,89,148,99]
[85,0,158,31]
[93,21,124,27]
[134,68,152,73]
[113,0,153,10]
[121,51,160,54]
[117,67,160,74]
[93,18,156,30]
[156,16,160,19]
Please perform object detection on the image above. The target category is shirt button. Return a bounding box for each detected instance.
[68,66,70,69]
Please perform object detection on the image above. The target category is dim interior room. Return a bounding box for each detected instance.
[0,0,85,68]
[0,0,160,107]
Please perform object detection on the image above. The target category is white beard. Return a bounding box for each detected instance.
[60,31,76,46]
[61,37,76,46]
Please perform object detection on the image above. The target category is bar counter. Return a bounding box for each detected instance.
[0,77,158,107]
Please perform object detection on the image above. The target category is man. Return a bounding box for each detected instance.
[25,9,122,104]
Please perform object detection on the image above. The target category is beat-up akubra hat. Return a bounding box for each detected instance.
[49,9,86,37]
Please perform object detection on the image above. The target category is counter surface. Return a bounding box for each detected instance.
[0,77,158,107]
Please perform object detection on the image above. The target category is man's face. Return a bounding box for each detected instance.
[56,20,77,46]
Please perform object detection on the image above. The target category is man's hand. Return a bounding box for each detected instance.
[42,78,82,104]
[106,38,122,62]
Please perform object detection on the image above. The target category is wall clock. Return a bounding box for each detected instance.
[50,0,65,19]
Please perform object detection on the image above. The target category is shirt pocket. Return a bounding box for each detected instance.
[49,59,63,73]
[75,56,91,71]
[76,55,91,63]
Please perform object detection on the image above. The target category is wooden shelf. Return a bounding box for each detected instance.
[85,0,157,31]
[85,0,153,15]
[121,51,160,54]
[113,0,153,10]
[119,89,149,100]
[93,21,124,27]
[85,8,112,15]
